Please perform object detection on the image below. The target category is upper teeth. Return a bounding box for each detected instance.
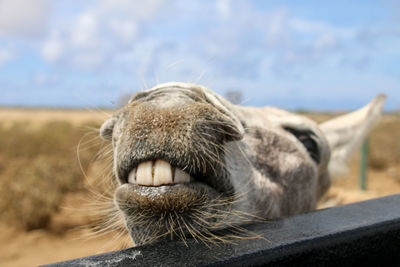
[128,159,191,186]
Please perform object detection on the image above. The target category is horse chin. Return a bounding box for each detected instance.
[114,182,233,245]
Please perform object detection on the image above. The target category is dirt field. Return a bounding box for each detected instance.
[0,108,399,267]
[0,108,113,128]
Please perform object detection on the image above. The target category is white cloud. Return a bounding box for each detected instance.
[290,18,354,38]
[100,0,165,21]
[32,72,60,86]
[70,12,99,48]
[314,32,338,51]
[0,0,51,37]
[35,0,377,84]
[0,47,13,66]
[41,31,63,62]
[40,0,166,70]
[73,52,105,70]
[216,0,232,20]
[109,19,138,45]
[263,8,291,47]
[290,18,330,34]
[0,1,396,109]
[281,50,304,64]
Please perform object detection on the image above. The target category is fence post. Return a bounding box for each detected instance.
[360,139,369,191]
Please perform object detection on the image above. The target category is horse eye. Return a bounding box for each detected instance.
[283,127,320,164]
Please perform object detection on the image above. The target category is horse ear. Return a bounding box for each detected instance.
[320,94,386,177]
[100,116,118,140]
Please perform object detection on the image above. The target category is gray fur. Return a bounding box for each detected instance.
[100,82,384,245]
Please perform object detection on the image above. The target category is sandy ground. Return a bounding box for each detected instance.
[320,160,400,208]
[0,109,399,266]
[0,191,128,267]
[1,161,398,267]
[0,224,118,267]
[0,108,111,128]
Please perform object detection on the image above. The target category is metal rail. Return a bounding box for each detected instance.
[44,194,400,266]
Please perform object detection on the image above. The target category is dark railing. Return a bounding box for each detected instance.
[44,194,400,266]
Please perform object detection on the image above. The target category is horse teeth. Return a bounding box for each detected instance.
[153,159,173,186]
[128,168,136,184]
[133,160,191,186]
[174,168,191,183]
[136,161,153,186]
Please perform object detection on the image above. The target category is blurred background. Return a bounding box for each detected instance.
[0,1,399,266]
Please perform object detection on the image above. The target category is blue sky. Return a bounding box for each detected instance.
[0,0,399,111]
